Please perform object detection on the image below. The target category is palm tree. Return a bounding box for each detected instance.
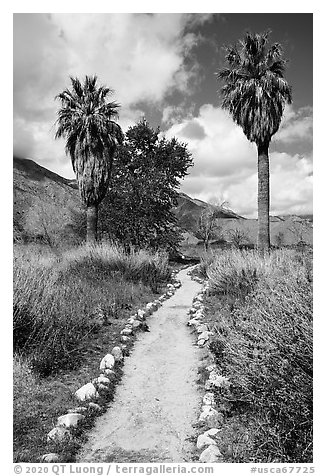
[217,31,292,251]
[55,75,123,242]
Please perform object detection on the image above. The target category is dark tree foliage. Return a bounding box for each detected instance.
[99,119,193,252]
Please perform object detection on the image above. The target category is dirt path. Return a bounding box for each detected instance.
[77,267,203,463]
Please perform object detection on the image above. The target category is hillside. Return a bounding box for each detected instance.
[174,192,243,233]
[13,157,313,248]
[13,157,83,245]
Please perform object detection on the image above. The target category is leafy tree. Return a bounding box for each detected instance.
[217,31,292,252]
[55,75,123,242]
[194,202,227,251]
[99,119,193,252]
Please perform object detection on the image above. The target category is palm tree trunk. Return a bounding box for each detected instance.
[257,142,271,252]
[86,204,98,243]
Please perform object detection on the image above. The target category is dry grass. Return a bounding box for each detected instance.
[202,249,313,462]
[13,242,170,376]
[13,242,171,462]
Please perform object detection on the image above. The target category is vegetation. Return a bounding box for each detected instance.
[200,249,313,462]
[227,228,250,249]
[55,75,123,242]
[194,203,226,251]
[217,31,292,251]
[99,119,193,252]
[14,33,311,464]
[13,241,171,461]
[13,242,170,376]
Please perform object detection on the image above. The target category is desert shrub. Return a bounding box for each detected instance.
[204,249,301,299]
[13,243,170,375]
[207,249,313,462]
[60,241,170,290]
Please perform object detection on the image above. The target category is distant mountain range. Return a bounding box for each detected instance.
[13,157,313,247]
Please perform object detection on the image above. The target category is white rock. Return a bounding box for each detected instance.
[88,402,101,412]
[203,392,215,406]
[137,310,146,319]
[120,328,133,336]
[97,383,109,392]
[99,353,115,370]
[197,324,209,333]
[192,301,202,309]
[167,283,174,289]
[208,371,230,389]
[188,318,201,327]
[199,445,222,463]
[166,291,174,297]
[47,426,71,444]
[103,369,115,377]
[111,346,123,361]
[198,339,206,347]
[197,433,217,449]
[121,335,131,342]
[204,428,222,437]
[57,413,85,428]
[96,376,110,385]
[195,311,205,319]
[40,453,61,463]
[75,382,99,402]
[199,406,223,426]
[67,406,87,414]
[127,317,135,325]
[197,331,212,342]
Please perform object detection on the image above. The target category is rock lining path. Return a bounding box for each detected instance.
[77,266,203,463]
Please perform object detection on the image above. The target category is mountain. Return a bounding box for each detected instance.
[174,192,243,233]
[13,157,313,248]
[13,157,83,245]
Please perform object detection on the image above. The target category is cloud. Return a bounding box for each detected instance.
[164,104,313,217]
[269,152,313,215]
[13,14,312,217]
[275,105,313,144]
[13,13,212,173]
[166,104,256,178]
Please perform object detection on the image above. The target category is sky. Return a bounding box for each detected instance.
[13,12,313,218]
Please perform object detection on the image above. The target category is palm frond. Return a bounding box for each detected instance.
[54,75,124,206]
[216,31,292,145]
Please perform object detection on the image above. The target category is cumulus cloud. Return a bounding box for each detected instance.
[166,104,256,178]
[164,104,313,217]
[13,13,211,175]
[275,105,313,144]
[13,14,312,217]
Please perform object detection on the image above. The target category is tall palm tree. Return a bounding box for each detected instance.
[217,31,292,251]
[55,75,123,242]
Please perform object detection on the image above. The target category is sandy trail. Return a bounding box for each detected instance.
[77,267,203,463]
